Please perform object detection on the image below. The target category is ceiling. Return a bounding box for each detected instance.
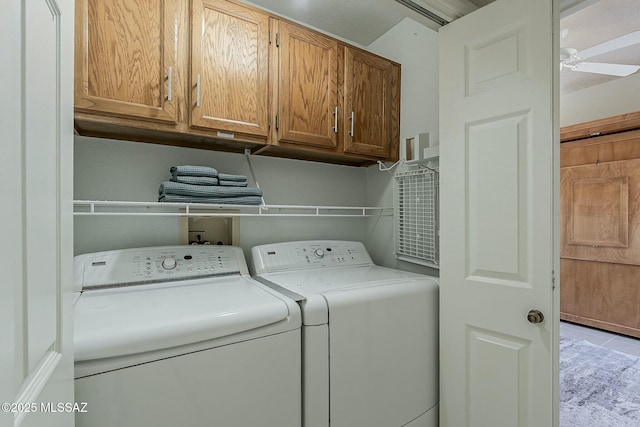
[247,0,640,95]
[245,0,490,44]
[560,0,640,94]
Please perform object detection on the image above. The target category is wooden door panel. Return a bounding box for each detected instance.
[560,259,640,338]
[75,0,177,123]
[561,158,640,264]
[352,60,385,148]
[87,0,161,107]
[343,48,397,158]
[560,120,640,339]
[191,0,269,137]
[277,22,338,149]
[566,177,628,248]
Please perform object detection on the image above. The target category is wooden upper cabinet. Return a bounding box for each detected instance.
[190,0,269,138]
[74,0,401,164]
[343,47,400,159]
[276,21,338,149]
[272,23,400,161]
[75,0,180,123]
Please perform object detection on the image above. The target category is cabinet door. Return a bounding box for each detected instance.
[75,0,179,123]
[343,48,400,159]
[277,22,338,149]
[191,0,269,138]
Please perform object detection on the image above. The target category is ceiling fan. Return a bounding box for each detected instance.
[560,30,640,76]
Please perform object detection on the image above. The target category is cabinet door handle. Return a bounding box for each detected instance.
[167,67,173,101]
[333,106,338,133]
[349,111,354,137]
[196,74,201,107]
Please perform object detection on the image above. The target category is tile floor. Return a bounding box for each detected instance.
[561,321,640,357]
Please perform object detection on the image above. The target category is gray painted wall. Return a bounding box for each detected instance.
[560,72,640,126]
[74,136,369,262]
[364,18,440,276]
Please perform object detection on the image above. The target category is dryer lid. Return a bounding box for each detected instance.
[73,275,292,362]
[258,265,438,326]
[258,265,435,296]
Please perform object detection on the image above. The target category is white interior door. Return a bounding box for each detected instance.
[439,0,560,426]
[0,1,75,426]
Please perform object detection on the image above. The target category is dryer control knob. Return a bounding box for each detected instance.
[314,249,325,259]
[162,257,177,270]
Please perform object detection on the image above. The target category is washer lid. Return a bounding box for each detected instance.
[73,276,292,362]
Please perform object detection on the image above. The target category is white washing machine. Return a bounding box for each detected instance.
[73,245,301,427]
[251,240,439,427]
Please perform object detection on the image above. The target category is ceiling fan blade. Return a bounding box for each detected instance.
[573,31,640,61]
[572,62,640,77]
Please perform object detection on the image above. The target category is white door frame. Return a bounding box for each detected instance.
[1,1,75,426]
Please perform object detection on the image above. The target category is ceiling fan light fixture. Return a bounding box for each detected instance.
[560,31,640,77]
[573,62,640,77]
[560,47,577,62]
[575,30,640,61]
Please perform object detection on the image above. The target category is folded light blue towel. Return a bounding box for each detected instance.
[218,173,247,182]
[218,180,248,187]
[170,165,218,178]
[171,176,219,186]
[159,181,263,198]
[158,195,262,205]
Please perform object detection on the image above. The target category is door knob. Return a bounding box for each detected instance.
[527,309,544,324]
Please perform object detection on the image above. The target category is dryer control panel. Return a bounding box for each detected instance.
[74,246,248,291]
[251,240,373,274]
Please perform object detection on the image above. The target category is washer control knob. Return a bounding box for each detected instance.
[314,249,325,259]
[162,257,177,270]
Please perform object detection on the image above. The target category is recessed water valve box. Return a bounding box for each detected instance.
[179,211,239,246]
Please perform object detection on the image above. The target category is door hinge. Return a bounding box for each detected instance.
[275,114,279,130]
[268,115,271,129]
[275,33,280,47]
[552,270,556,289]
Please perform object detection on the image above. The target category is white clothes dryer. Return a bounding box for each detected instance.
[73,246,301,427]
[251,240,439,427]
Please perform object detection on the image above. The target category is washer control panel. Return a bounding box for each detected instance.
[74,246,247,291]
[252,240,373,274]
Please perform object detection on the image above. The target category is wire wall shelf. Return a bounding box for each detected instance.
[394,168,439,268]
[73,200,393,218]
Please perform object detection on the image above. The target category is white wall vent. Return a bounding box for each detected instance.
[394,168,439,268]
